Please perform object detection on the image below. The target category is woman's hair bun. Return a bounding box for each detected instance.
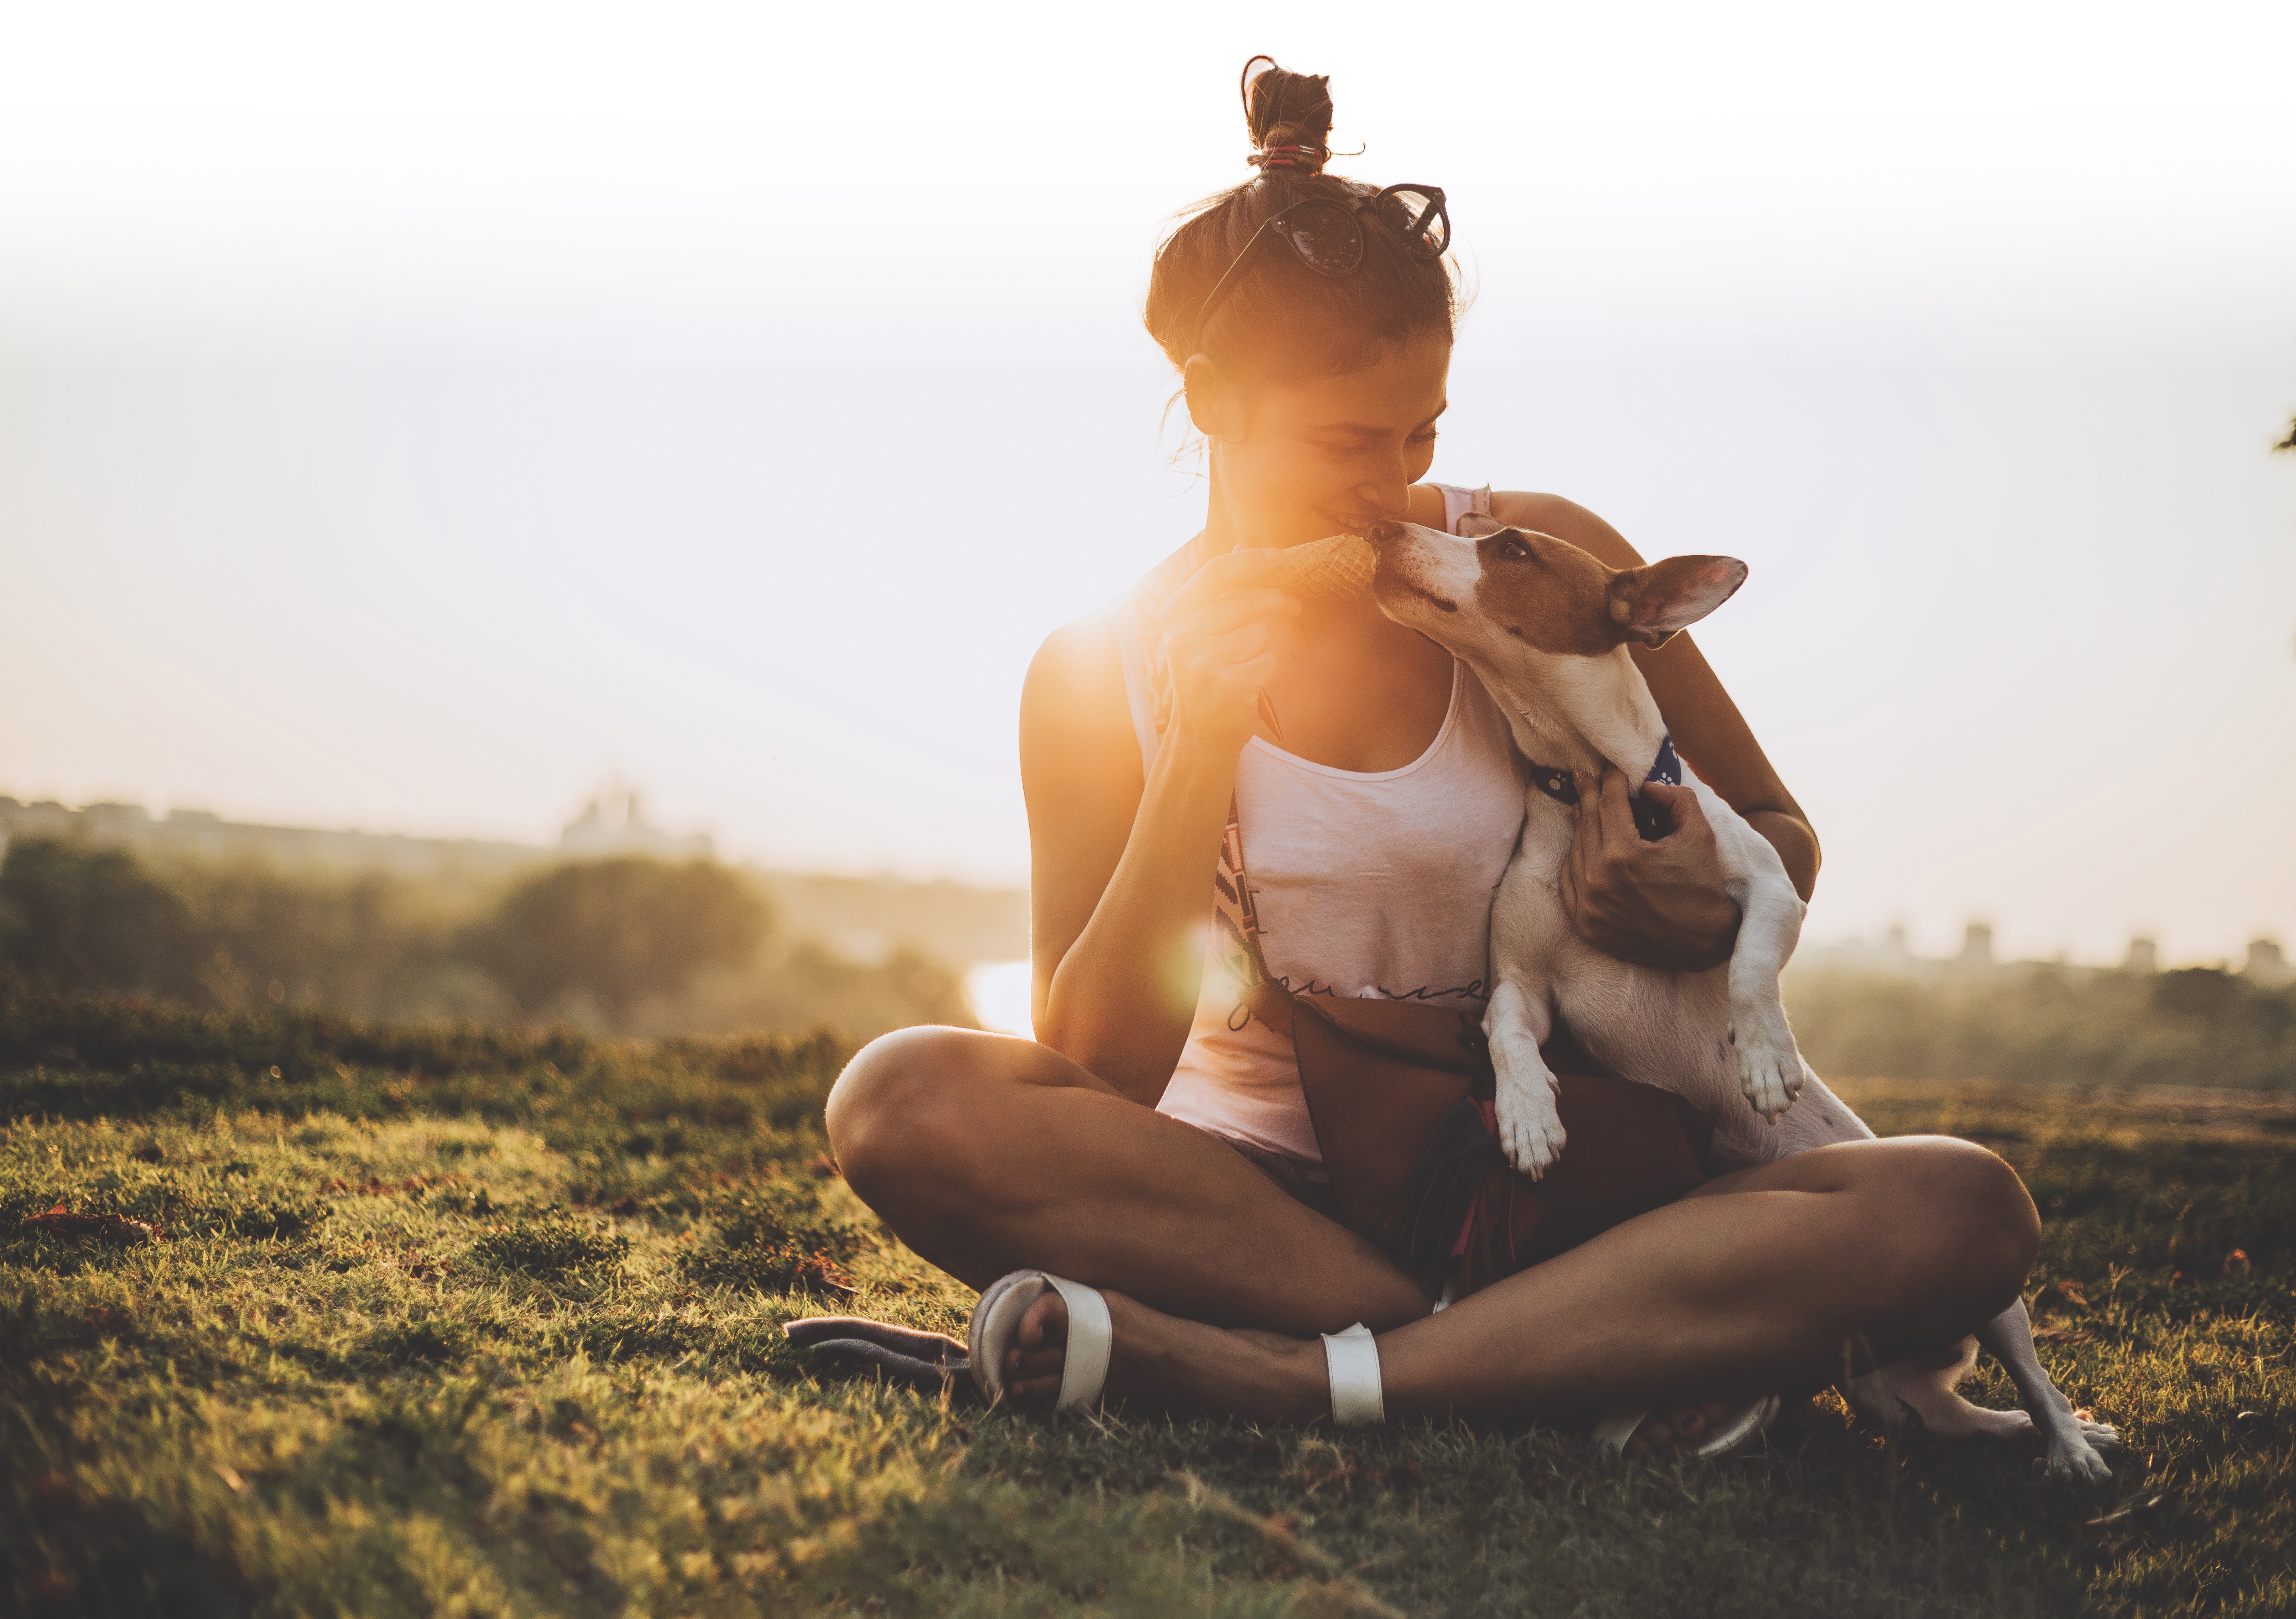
[1240,55,1334,175]
[1141,55,1456,379]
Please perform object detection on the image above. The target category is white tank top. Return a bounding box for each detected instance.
[1117,484,1529,1165]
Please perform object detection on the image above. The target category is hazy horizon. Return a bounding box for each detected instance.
[4,3,2292,967]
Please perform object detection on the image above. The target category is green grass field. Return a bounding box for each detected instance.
[4,993,2291,1617]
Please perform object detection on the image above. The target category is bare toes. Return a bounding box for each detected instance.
[1665,1400,1730,1443]
[1016,1290,1068,1353]
[1007,1343,1067,1383]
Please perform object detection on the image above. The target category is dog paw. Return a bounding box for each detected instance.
[1733,1025,1805,1123]
[2042,1436,2115,1483]
[1494,1088,1567,1180]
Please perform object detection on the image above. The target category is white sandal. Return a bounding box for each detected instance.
[1322,1321,1385,1425]
[966,1269,1391,1425]
[1593,1394,1782,1459]
[969,1271,1114,1412]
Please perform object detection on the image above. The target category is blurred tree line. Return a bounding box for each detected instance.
[1786,965,2295,1090]
[0,838,972,1040]
[13,830,2284,1085]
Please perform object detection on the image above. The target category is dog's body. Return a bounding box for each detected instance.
[1366,518,2116,1480]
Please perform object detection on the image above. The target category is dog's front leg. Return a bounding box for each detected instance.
[1485,975,1566,1178]
[1712,806,1811,1123]
[1977,1298,2119,1481]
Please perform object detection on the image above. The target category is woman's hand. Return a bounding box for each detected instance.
[1559,769,1741,971]
[1155,549,1301,759]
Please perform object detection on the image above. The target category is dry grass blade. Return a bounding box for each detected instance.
[1168,1470,1338,1571]
[21,1202,166,1243]
[2086,1494,2167,1529]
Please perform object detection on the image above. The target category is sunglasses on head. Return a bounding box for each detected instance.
[1195,183,1451,332]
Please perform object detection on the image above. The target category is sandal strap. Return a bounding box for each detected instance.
[1044,1275,1112,1411]
[1592,1407,1652,1453]
[968,1270,1114,1412]
[1322,1323,1385,1425]
[1594,1395,1781,1458]
[1691,1393,1779,1458]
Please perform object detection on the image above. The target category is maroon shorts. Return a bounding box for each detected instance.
[1210,1074,1712,1294]
[1218,1132,1347,1226]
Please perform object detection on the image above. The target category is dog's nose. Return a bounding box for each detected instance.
[1363,521,1405,548]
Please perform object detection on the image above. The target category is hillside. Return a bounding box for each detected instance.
[5,993,2292,1615]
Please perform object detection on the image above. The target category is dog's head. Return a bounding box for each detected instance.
[1366,519,1747,710]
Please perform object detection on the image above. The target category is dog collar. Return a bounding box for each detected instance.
[1527,735,1681,840]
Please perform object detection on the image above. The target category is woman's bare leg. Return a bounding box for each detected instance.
[829,1027,2039,1427]
[827,1026,1432,1334]
[1002,1136,2038,1423]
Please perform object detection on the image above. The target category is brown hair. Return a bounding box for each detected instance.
[1143,58,1461,382]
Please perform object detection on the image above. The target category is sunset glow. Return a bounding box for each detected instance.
[2,1,2290,964]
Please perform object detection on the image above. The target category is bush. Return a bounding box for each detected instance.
[0,843,969,1041]
[166,860,496,1021]
[463,858,771,1026]
[0,839,195,998]
[1785,965,2296,1089]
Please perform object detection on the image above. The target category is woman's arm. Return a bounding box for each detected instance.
[1488,491,1821,965]
[1020,551,1296,1102]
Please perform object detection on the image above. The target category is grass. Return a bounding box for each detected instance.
[2,992,2291,1616]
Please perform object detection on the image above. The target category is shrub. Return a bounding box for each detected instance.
[0,839,195,998]
[1786,966,2296,1088]
[463,858,771,1026]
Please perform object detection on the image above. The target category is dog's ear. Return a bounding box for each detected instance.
[1606,556,1748,648]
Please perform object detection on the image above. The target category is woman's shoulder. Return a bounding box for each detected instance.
[1020,606,1144,800]
[1027,608,1124,702]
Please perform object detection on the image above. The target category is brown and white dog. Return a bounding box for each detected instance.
[1364,518,2118,1481]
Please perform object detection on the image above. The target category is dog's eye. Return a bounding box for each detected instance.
[1497,536,1531,561]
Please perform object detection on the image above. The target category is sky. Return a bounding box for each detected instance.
[2,0,2292,967]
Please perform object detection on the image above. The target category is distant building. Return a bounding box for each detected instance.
[81,802,155,848]
[2244,938,2293,989]
[0,793,543,877]
[1787,920,2238,986]
[2,781,712,875]
[558,778,714,862]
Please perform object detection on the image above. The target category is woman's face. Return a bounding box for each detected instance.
[1201,334,1452,548]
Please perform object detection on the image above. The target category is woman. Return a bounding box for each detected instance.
[821,61,2036,1454]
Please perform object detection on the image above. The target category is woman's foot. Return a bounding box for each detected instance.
[997,1285,1327,1421]
[994,1285,1776,1452]
[1622,1400,1742,1457]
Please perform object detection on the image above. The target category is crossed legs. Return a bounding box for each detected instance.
[827,1026,2038,1426]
